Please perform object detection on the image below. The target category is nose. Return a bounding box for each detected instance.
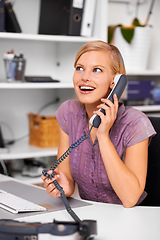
[82,69,91,82]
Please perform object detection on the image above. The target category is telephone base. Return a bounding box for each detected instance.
[0,219,97,240]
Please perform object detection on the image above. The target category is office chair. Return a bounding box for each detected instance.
[141,116,160,206]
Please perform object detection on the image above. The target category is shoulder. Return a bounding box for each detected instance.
[118,104,151,126]
[56,99,85,124]
[115,103,156,147]
[57,99,84,116]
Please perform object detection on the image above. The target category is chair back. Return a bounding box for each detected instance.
[142,116,160,206]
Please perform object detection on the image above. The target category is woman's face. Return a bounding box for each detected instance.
[73,50,115,106]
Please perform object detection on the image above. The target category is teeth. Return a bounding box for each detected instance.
[80,86,95,90]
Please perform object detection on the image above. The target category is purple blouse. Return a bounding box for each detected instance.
[56,99,156,205]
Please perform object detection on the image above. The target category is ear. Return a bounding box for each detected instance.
[109,73,120,89]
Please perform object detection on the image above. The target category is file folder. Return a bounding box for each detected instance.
[68,0,85,36]
[39,0,84,36]
[81,0,97,37]
[0,0,5,32]
[4,1,21,33]
[39,0,71,35]
[0,126,5,149]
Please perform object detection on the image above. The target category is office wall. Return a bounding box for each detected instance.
[108,0,160,71]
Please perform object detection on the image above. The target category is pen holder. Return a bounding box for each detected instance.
[4,57,26,82]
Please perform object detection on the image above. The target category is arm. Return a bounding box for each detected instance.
[98,134,148,208]
[95,94,148,208]
[41,124,75,197]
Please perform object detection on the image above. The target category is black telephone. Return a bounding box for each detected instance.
[42,73,127,233]
[89,74,128,128]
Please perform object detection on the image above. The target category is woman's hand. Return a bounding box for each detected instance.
[41,168,71,198]
[94,94,119,136]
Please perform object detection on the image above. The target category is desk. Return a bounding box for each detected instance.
[0,174,160,240]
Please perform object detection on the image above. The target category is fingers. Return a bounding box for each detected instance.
[45,181,60,197]
[41,170,53,181]
[41,168,60,181]
[96,94,118,120]
[101,94,118,110]
[41,169,61,197]
[41,169,60,197]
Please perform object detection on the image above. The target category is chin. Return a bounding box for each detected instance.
[76,96,98,105]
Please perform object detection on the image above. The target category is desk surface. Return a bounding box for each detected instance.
[0,174,160,240]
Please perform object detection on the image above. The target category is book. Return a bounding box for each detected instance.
[81,0,96,37]
[4,1,21,33]
[127,80,155,100]
[0,0,5,32]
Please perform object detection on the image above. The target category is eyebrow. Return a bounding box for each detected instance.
[76,63,106,69]
[94,65,105,69]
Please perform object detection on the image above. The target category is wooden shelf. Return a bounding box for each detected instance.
[0,139,57,160]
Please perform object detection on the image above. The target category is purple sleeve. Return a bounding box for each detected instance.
[125,115,156,148]
[55,101,69,135]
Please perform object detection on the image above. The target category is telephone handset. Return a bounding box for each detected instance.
[89,74,128,128]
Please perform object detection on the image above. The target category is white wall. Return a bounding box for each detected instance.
[108,0,160,71]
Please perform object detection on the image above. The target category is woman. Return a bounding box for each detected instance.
[41,41,156,208]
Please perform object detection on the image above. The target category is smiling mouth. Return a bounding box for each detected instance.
[79,86,95,91]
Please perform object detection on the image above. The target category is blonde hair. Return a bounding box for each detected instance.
[74,40,126,75]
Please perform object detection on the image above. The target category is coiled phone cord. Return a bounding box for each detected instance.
[42,125,93,223]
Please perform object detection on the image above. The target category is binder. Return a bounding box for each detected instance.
[68,0,85,36]
[0,126,5,149]
[0,0,5,32]
[39,0,71,35]
[4,1,21,33]
[39,0,84,36]
[81,0,97,37]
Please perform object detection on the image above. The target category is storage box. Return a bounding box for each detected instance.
[28,113,59,148]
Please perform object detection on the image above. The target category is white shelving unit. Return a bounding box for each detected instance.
[0,139,58,160]
[0,0,108,174]
[0,82,74,89]
[0,32,96,42]
[133,105,160,113]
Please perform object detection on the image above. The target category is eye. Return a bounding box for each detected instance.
[93,68,102,73]
[76,66,83,71]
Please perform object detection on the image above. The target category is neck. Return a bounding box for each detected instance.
[85,102,100,121]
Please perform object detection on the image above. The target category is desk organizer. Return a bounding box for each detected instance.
[28,113,59,148]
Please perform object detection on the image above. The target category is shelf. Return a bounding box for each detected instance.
[0,139,58,160]
[0,82,74,89]
[127,70,160,76]
[133,105,160,112]
[0,32,96,43]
